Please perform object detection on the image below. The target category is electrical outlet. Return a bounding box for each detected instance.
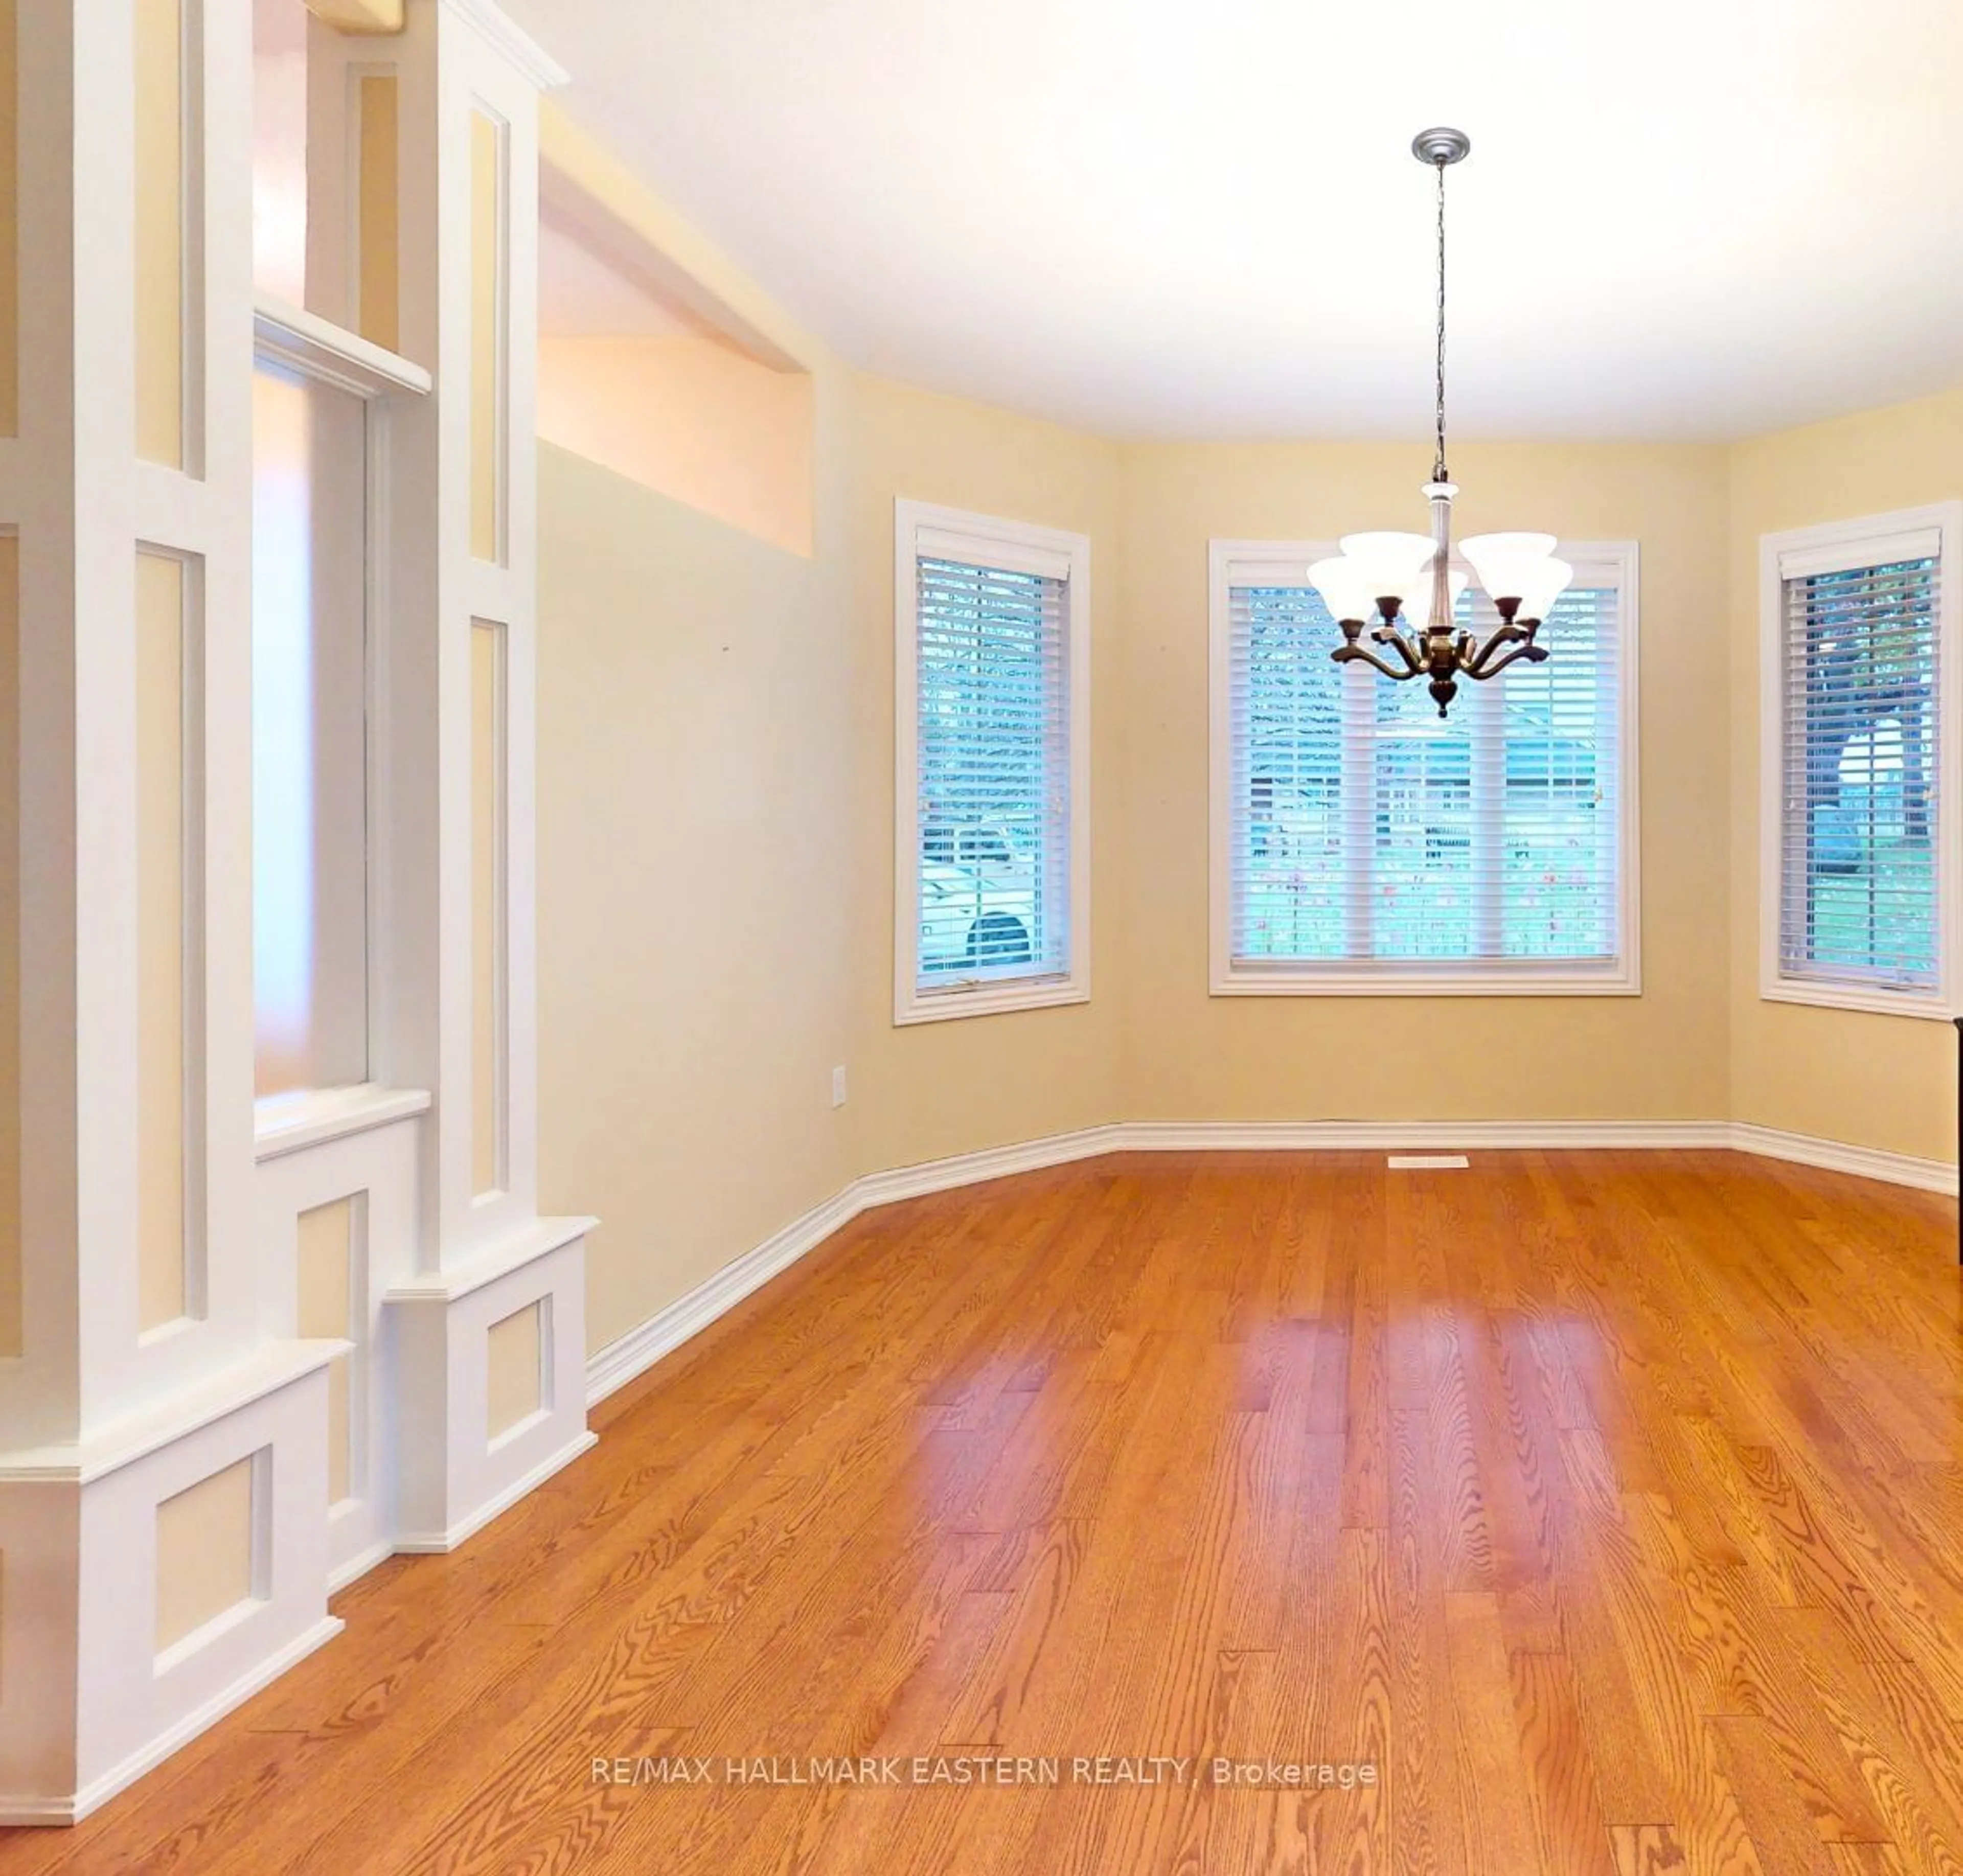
[831,1066,848,1109]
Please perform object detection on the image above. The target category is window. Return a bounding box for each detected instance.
[250,0,424,1110]
[1208,540,1638,994]
[1761,505,1962,1017]
[250,301,428,1104]
[895,500,1089,1022]
[252,356,370,1096]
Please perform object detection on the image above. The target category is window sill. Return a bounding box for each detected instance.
[1759,978,1951,1022]
[895,975,1090,1026]
[254,1083,433,1162]
[1211,965,1639,998]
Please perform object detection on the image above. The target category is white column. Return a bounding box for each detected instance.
[0,0,338,1821]
[0,0,592,1820]
[378,0,592,1554]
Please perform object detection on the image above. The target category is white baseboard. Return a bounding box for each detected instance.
[327,1538,397,1595]
[854,1123,1131,1205]
[587,1116,1956,1410]
[1729,1122,1958,1195]
[1117,1118,1731,1152]
[392,1429,599,1554]
[584,1191,865,1406]
[0,1615,348,1826]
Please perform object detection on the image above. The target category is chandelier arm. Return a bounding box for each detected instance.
[1463,621,1531,677]
[1377,626,1428,674]
[1334,643,1422,683]
[1465,640,1550,682]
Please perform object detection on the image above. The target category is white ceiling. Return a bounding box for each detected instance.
[506,0,1963,442]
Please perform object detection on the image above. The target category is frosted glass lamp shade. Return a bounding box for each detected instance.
[1459,531,1557,559]
[1337,530,1434,605]
[1400,564,1471,626]
[1514,557,1573,624]
[1306,557,1380,624]
[1459,532,1559,607]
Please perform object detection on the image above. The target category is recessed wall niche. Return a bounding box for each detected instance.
[535,157,814,557]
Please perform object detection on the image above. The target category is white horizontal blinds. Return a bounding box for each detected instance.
[1777,544,1940,990]
[1490,583,1620,961]
[915,553,1071,992]
[1228,575,1623,968]
[1229,583,1349,961]
[1371,657,1477,958]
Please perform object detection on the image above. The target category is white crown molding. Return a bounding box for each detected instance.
[439,0,569,89]
[586,1118,1957,1408]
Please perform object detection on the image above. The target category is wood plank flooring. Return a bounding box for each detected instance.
[5,1149,1962,1874]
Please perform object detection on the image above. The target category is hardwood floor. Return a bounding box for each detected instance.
[5,1149,1962,1874]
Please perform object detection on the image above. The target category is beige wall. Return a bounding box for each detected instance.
[1118,440,1734,1125]
[536,407,857,1352]
[532,110,861,1356]
[846,375,1126,1175]
[538,335,814,558]
[537,369,1126,1356]
[1727,385,1963,1160]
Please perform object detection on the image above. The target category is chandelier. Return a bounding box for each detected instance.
[1309,128,1570,719]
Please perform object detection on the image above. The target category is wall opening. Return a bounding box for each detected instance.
[254,0,403,350]
[250,356,370,1101]
[535,171,814,557]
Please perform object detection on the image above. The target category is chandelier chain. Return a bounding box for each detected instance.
[1433,155,1448,485]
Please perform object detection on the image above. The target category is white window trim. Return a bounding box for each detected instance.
[250,296,427,1118]
[894,498,1091,1025]
[1757,501,1963,1020]
[1207,538,1642,998]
